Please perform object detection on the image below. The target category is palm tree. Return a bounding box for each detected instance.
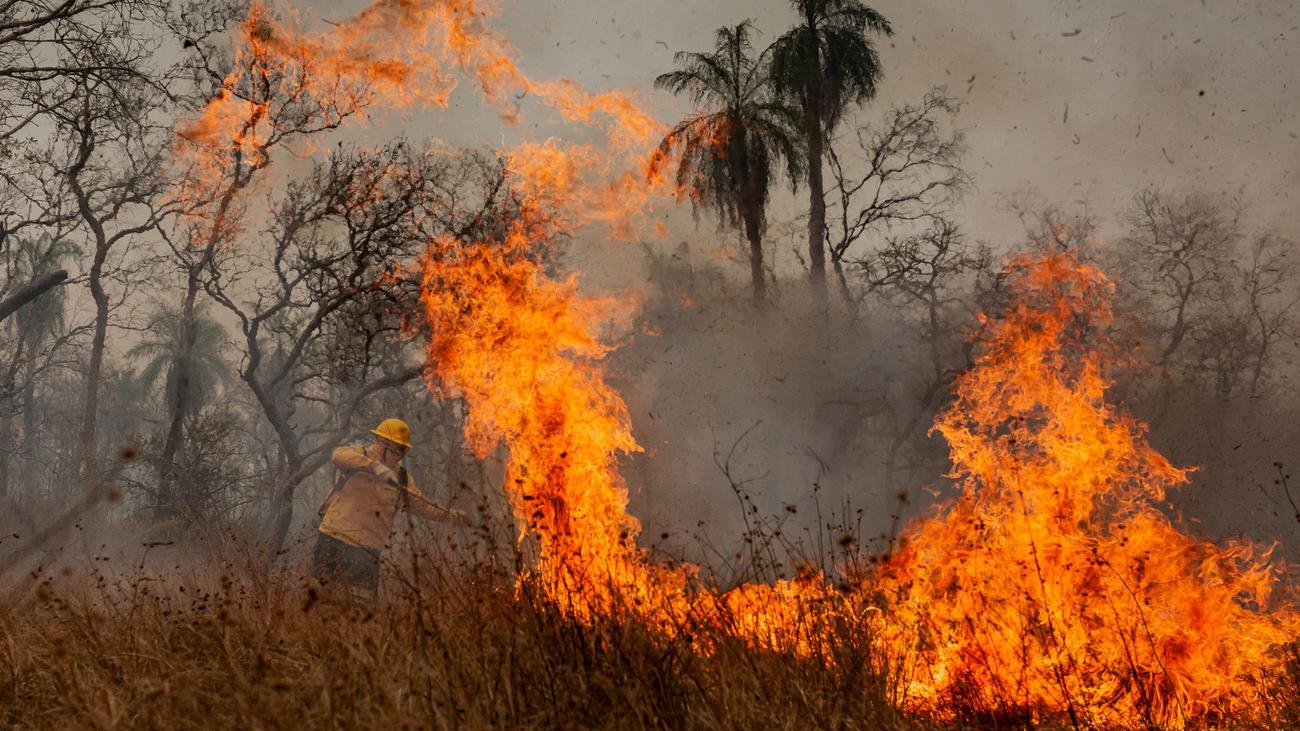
[12,234,75,337]
[769,0,892,291]
[128,304,232,416]
[651,21,802,303]
[2,234,77,496]
[127,303,232,515]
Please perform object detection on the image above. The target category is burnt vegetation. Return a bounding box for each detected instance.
[0,0,1298,729]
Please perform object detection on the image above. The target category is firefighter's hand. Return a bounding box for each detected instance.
[370,462,398,484]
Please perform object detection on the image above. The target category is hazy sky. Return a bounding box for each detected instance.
[341,0,1300,249]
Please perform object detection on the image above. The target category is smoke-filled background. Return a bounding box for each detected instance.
[489,0,1300,560]
[0,0,1297,572]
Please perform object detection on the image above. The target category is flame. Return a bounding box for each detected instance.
[175,1,1299,726]
[506,140,668,240]
[417,205,840,653]
[870,253,1299,726]
[419,222,685,616]
[419,233,1299,727]
[176,1,659,187]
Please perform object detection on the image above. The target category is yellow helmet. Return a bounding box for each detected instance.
[370,418,412,448]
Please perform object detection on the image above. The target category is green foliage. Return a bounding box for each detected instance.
[651,21,802,233]
[769,0,894,133]
[11,234,76,345]
[127,304,232,413]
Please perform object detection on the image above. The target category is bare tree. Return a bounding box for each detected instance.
[0,1,175,544]
[0,0,168,295]
[152,3,368,520]
[13,6,174,536]
[856,217,990,486]
[0,4,168,498]
[0,0,167,142]
[825,90,967,302]
[61,88,169,513]
[1002,190,1100,257]
[1117,189,1242,371]
[1235,232,1299,399]
[203,144,511,559]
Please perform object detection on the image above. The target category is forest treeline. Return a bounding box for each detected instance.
[0,0,1296,568]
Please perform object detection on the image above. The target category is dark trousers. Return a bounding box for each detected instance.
[311,532,381,596]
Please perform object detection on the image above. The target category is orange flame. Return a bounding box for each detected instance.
[176,1,661,189]
[417,205,840,651]
[420,223,686,615]
[419,236,1299,727]
[871,253,1299,725]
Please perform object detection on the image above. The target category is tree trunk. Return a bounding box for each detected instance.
[21,378,36,492]
[264,460,318,564]
[75,257,110,552]
[254,378,312,563]
[801,13,827,295]
[79,254,109,504]
[742,209,766,304]
[806,109,827,292]
[67,117,111,549]
[0,270,68,323]
[264,478,297,564]
[1249,329,1270,400]
[154,261,206,522]
[832,258,856,308]
[0,400,13,499]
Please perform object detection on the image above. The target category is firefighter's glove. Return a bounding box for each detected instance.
[371,462,398,484]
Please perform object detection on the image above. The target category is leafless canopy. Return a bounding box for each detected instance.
[826,89,968,269]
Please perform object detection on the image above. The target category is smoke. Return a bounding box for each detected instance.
[467,0,1300,247]
[253,0,1299,568]
[449,0,1300,566]
[601,243,950,565]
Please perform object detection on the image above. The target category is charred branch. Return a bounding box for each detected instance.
[0,267,65,322]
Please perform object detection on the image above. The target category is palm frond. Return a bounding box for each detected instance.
[653,20,805,235]
[769,0,892,131]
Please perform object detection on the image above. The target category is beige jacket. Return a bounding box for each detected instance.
[318,443,459,550]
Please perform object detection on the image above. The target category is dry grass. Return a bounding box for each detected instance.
[2,537,1298,730]
[0,538,916,731]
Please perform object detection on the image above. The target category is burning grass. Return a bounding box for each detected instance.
[1,541,1299,730]
[9,248,1294,729]
[0,542,916,731]
[419,221,1300,728]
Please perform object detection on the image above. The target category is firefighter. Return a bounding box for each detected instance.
[312,417,464,600]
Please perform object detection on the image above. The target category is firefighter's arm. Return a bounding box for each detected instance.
[332,444,394,481]
[331,444,373,472]
[400,481,467,524]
